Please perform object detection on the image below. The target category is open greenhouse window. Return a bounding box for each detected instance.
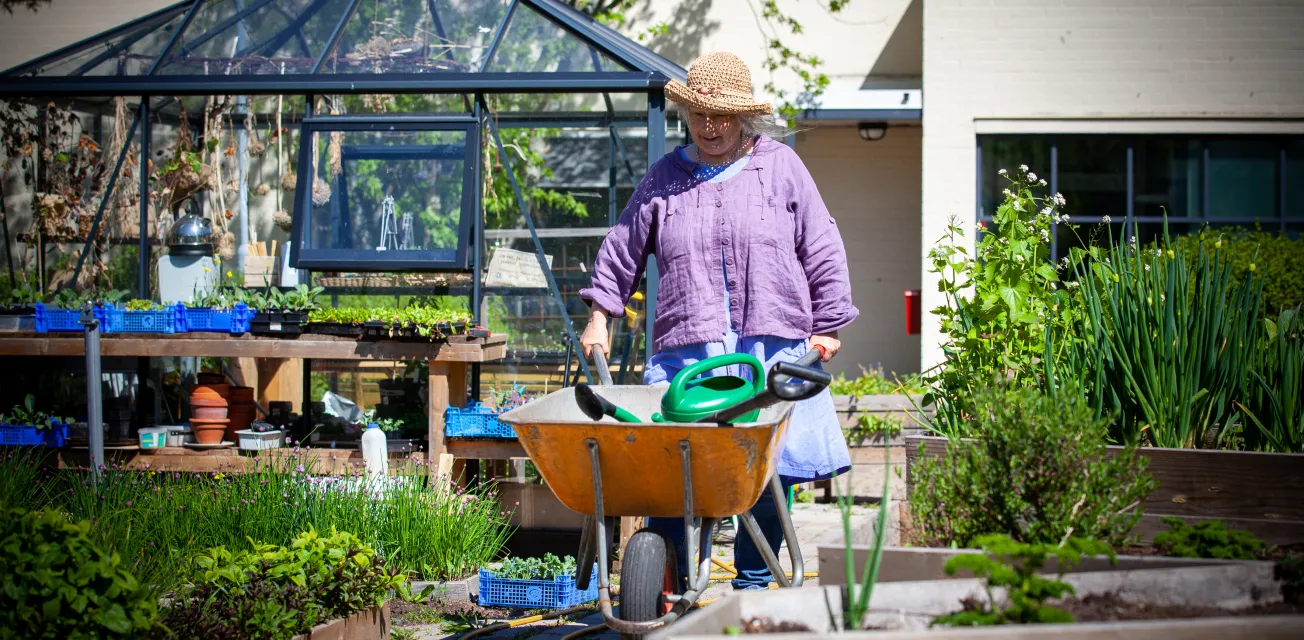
[290,117,477,271]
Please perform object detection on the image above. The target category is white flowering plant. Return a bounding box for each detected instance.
[921,165,1084,437]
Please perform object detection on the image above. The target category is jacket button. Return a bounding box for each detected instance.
[715,201,722,207]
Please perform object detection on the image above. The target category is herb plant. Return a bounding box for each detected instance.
[162,527,431,638]
[844,414,904,446]
[0,393,70,429]
[1153,517,1267,560]
[1,508,163,638]
[922,165,1081,438]
[1062,225,1264,448]
[1238,307,1303,453]
[932,535,1113,627]
[910,386,1153,548]
[491,553,579,581]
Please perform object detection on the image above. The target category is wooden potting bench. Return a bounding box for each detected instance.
[0,331,526,476]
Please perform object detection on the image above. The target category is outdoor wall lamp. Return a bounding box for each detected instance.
[858,122,888,141]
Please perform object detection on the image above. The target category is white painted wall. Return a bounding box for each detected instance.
[920,0,1304,369]
[795,124,922,377]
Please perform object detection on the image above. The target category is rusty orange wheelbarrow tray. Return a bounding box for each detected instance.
[499,352,825,637]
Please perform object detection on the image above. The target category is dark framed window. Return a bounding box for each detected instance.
[290,116,478,271]
[977,134,1300,259]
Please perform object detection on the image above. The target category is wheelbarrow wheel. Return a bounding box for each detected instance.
[619,528,680,639]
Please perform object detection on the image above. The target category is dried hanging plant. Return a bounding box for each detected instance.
[273,209,293,231]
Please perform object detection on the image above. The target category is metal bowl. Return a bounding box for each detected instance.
[166,213,214,256]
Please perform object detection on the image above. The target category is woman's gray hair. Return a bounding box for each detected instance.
[737,113,799,141]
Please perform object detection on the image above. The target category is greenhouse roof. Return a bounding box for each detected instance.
[0,0,686,97]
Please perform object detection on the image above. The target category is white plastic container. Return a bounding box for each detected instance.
[163,425,192,447]
[236,429,283,451]
[361,423,388,479]
[138,427,168,449]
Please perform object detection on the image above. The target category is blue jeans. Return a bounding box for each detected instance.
[644,475,797,591]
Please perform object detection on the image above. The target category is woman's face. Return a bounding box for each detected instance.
[686,108,742,162]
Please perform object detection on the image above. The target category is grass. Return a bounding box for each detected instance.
[3,450,511,593]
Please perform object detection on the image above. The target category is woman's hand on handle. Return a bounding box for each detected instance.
[581,308,612,358]
[810,332,840,362]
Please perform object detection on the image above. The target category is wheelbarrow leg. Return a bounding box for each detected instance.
[586,439,617,621]
[737,472,805,588]
[577,515,596,590]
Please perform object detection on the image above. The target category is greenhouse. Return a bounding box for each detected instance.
[0,0,686,396]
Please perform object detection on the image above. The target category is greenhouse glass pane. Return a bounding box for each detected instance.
[483,3,630,73]
[158,0,356,75]
[319,0,509,74]
[305,129,468,261]
[31,9,189,77]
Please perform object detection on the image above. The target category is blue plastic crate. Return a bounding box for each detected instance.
[478,565,599,610]
[177,303,253,333]
[0,421,69,447]
[445,402,515,438]
[34,303,87,332]
[100,304,179,334]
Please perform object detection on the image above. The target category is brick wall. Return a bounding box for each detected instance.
[796,125,923,377]
[920,0,1304,368]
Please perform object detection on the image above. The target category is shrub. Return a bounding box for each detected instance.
[910,386,1154,548]
[161,527,423,639]
[0,508,161,638]
[933,535,1114,627]
[1153,517,1267,560]
[1169,227,1304,314]
[829,364,926,396]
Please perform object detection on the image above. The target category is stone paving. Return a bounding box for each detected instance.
[401,501,878,639]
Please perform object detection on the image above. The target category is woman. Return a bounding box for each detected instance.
[578,51,857,590]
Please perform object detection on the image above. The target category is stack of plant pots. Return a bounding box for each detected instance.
[189,384,230,445]
[227,386,257,440]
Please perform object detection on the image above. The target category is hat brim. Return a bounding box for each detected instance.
[665,80,773,116]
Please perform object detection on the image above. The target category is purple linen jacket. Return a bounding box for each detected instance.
[579,135,858,352]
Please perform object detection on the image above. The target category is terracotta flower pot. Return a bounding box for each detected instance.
[191,419,230,444]
[230,386,255,403]
[192,406,229,420]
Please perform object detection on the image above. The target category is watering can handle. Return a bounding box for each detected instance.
[668,352,767,398]
[591,346,615,387]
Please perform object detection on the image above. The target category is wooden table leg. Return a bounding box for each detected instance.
[428,359,468,484]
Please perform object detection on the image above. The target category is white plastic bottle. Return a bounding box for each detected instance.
[361,423,389,480]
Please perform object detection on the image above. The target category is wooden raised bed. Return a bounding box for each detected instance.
[905,435,1304,546]
[292,603,389,640]
[833,394,932,446]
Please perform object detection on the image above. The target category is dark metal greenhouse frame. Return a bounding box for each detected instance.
[0,0,686,386]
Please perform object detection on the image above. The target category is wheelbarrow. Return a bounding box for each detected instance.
[498,349,830,637]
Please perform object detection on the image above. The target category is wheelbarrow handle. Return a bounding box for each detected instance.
[591,345,615,387]
[701,347,832,424]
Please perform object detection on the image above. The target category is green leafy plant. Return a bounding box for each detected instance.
[374,416,404,433]
[910,386,1153,548]
[45,287,130,310]
[0,273,42,310]
[1238,308,1303,453]
[922,166,1080,438]
[844,414,904,447]
[0,508,162,638]
[0,393,70,429]
[491,553,578,581]
[1153,517,1267,560]
[1066,224,1264,448]
[829,364,926,397]
[162,527,430,639]
[932,535,1114,627]
[123,299,164,311]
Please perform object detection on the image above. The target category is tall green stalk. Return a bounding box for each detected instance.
[1071,226,1264,448]
[841,439,892,630]
[1238,308,1304,452]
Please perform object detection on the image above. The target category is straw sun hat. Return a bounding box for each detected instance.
[665,52,773,116]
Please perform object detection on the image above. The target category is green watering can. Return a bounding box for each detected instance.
[652,353,766,424]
